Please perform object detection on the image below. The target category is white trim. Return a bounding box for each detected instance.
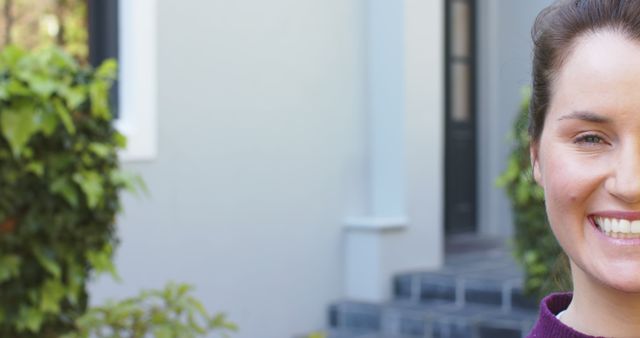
[367,0,407,216]
[116,0,158,162]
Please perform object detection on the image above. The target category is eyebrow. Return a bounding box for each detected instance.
[557,110,611,123]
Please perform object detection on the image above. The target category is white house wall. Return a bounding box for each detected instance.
[91,0,367,337]
[89,0,444,337]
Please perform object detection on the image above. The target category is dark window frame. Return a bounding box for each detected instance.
[88,0,119,117]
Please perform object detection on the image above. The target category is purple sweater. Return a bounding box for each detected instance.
[527,292,603,338]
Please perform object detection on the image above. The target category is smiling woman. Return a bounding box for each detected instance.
[527,1,640,337]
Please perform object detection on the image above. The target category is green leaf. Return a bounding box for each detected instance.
[17,306,44,333]
[60,85,86,110]
[496,157,520,188]
[64,260,84,305]
[114,131,127,148]
[532,185,545,201]
[41,109,58,136]
[154,325,172,338]
[0,82,9,100]
[25,161,44,177]
[88,143,111,158]
[40,279,65,313]
[6,79,31,96]
[50,177,80,207]
[0,45,26,69]
[211,313,232,329]
[95,59,118,81]
[28,74,58,98]
[111,169,148,195]
[515,180,530,206]
[0,105,41,157]
[86,244,120,281]
[307,332,326,338]
[524,250,538,265]
[73,171,104,209]
[0,255,21,283]
[33,247,61,279]
[53,97,76,134]
[89,81,110,119]
[47,47,79,72]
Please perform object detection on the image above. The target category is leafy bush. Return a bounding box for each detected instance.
[497,88,571,299]
[61,282,237,338]
[0,45,136,337]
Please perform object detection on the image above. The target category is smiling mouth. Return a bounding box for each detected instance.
[592,216,640,239]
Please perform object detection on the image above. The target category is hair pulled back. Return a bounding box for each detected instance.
[530,0,640,141]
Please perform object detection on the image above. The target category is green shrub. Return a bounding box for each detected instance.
[0,45,137,337]
[61,282,237,338]
[497,88,571,299]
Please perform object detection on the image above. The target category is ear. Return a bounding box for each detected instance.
[530,142,542,186]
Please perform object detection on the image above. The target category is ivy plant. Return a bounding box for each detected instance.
[497,88,572,299]
[61,282,237,338]
[0,45,137,337]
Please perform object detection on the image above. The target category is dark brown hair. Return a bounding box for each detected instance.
[530,0,640,141]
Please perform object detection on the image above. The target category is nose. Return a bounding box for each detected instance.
[606,142,640,204]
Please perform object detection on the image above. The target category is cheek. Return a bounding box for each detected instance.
[539,148,606,224]
[542,157,584,201]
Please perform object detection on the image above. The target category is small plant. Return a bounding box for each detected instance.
[61,282,237,338]
[497,88,571,299]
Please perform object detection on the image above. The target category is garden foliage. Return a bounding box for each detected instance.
[497,89,572,299]
[62,282,237,338]
[0,45,134,337]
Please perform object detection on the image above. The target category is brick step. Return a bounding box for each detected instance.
[320,248,541,338]
[327,330,419,338]
[393,271,537,312]
[328,299,537,338]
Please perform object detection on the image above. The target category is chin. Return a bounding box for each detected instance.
[593,262,640,293]
[604,276,640,293]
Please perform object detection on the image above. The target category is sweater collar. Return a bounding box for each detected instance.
[527,292,603,338]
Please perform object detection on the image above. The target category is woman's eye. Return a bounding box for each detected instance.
[575,134,604,145]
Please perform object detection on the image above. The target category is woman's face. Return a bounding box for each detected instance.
[532,30,640,292]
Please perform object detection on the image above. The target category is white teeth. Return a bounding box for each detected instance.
[620,220,631,233]
[596,217,640,235]
[612,219,620,232]
[632,220,640,233]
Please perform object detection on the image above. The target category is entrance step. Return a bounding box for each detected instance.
[328,299,536,338]
[325,243,539,338]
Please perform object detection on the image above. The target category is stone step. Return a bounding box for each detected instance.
[326,330,418,338]
[329,301,381,333]
[393,269,537,312]
[329,299,537,338]
[323,246,541,338]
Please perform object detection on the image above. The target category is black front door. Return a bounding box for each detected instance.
[445,0,476,235]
